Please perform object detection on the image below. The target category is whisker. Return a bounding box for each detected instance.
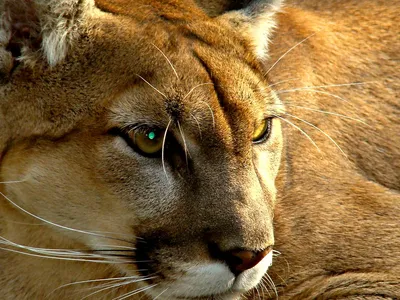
[265,32,317,75]
[270,270,289,290]
[265,273,279,299]
[189,112,202,139]
[0,240,134,262]
[273,250,291,279]
[277,88,352,104]
[272,250,281,255]
[135,74,167,99]
[259,277,272,298]
[92,249,135,253]
[153,288,169,300]
[284,112,348,158]
[275,115,320,152]
[177,121,189,165]
[112,284,158,300]
[258,279,266,299]
[162,119,172,180]
[268,78,300,89]
[0,192,133,244]
[91,231,142,240]
[278,81,377,90]
[97,244,136,250]
[183,83,214,101]
[273,103,369,126]
[80,277,156,300]
[255,285,262,300]
[0,179,27,184]
[53,275,145,292]
[151,43,179,80]
[198,100,215,129]
[0,246,130,264]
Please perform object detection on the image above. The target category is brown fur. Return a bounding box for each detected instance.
[0,0,399,299]
[268,1,400,298]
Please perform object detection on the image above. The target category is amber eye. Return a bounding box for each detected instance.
[129,126,164,156]
[252,118,272,144]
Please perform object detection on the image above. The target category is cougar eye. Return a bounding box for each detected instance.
[252,118,273,144]
[128,126,165,156]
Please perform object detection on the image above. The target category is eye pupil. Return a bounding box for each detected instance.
[147,131,156,140]
[252,118,272,144]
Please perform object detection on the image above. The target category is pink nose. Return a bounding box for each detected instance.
[224,247,272,275]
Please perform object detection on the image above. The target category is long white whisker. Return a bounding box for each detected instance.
[0,246,130,264]
[266,273,279,299]
[0,192,132,243]
[135,74,167,99]
[258,279,266,299]
[278,81,377,90]
[273,103,369,125]
[198,100,215,129]
[259,278,271,298]
[265,32,316,75]
[162,119,172,180]
[0,239,104,258]
[53,275,145,292]
[275,115,320,152]
[80,277,156,300]
[0,179,27,184]
[0,238,119,258]
[151,43,179,80]
[177,121,189,165]
[153,288,169,300]
[284,112,348,158]
[91,230,142,240]
[254,284,261,300]
[189,112,202,139]
[183,83,214,100]
[277,88,352,104]
[112,284,158,300]
[97,244,136,250]
[268,78,300,89]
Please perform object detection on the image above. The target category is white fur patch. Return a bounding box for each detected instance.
[233,250,273,291]
[146,253,273,299]
[166,263,235,297]
[38,0,95,66]
[221,0,283,60]
[246,12,278,59]
[2,0,96,67]
[243,0,283,59]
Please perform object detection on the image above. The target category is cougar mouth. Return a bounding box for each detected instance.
[142,250,273,300]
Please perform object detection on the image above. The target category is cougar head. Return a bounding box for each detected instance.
[0,0,284,298]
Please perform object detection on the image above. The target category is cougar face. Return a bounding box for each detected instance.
[0,3,283,298]
[104,51,284,297]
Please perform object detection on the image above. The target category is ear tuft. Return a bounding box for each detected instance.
[220,0,283,59]
[37,0,94,67]
[0,0,94,72]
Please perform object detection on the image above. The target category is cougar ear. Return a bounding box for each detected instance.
[213,0,283,59]
[0,0,94,74]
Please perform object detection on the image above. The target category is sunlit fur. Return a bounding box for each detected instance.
[0,0,399,299]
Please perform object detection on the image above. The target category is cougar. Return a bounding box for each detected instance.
[0,0,399,299]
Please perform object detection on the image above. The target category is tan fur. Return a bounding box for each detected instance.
[0,0,399,299]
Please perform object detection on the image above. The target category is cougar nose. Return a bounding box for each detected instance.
[224,247,272,276]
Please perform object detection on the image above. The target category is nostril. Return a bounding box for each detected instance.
[224,247,272,276]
